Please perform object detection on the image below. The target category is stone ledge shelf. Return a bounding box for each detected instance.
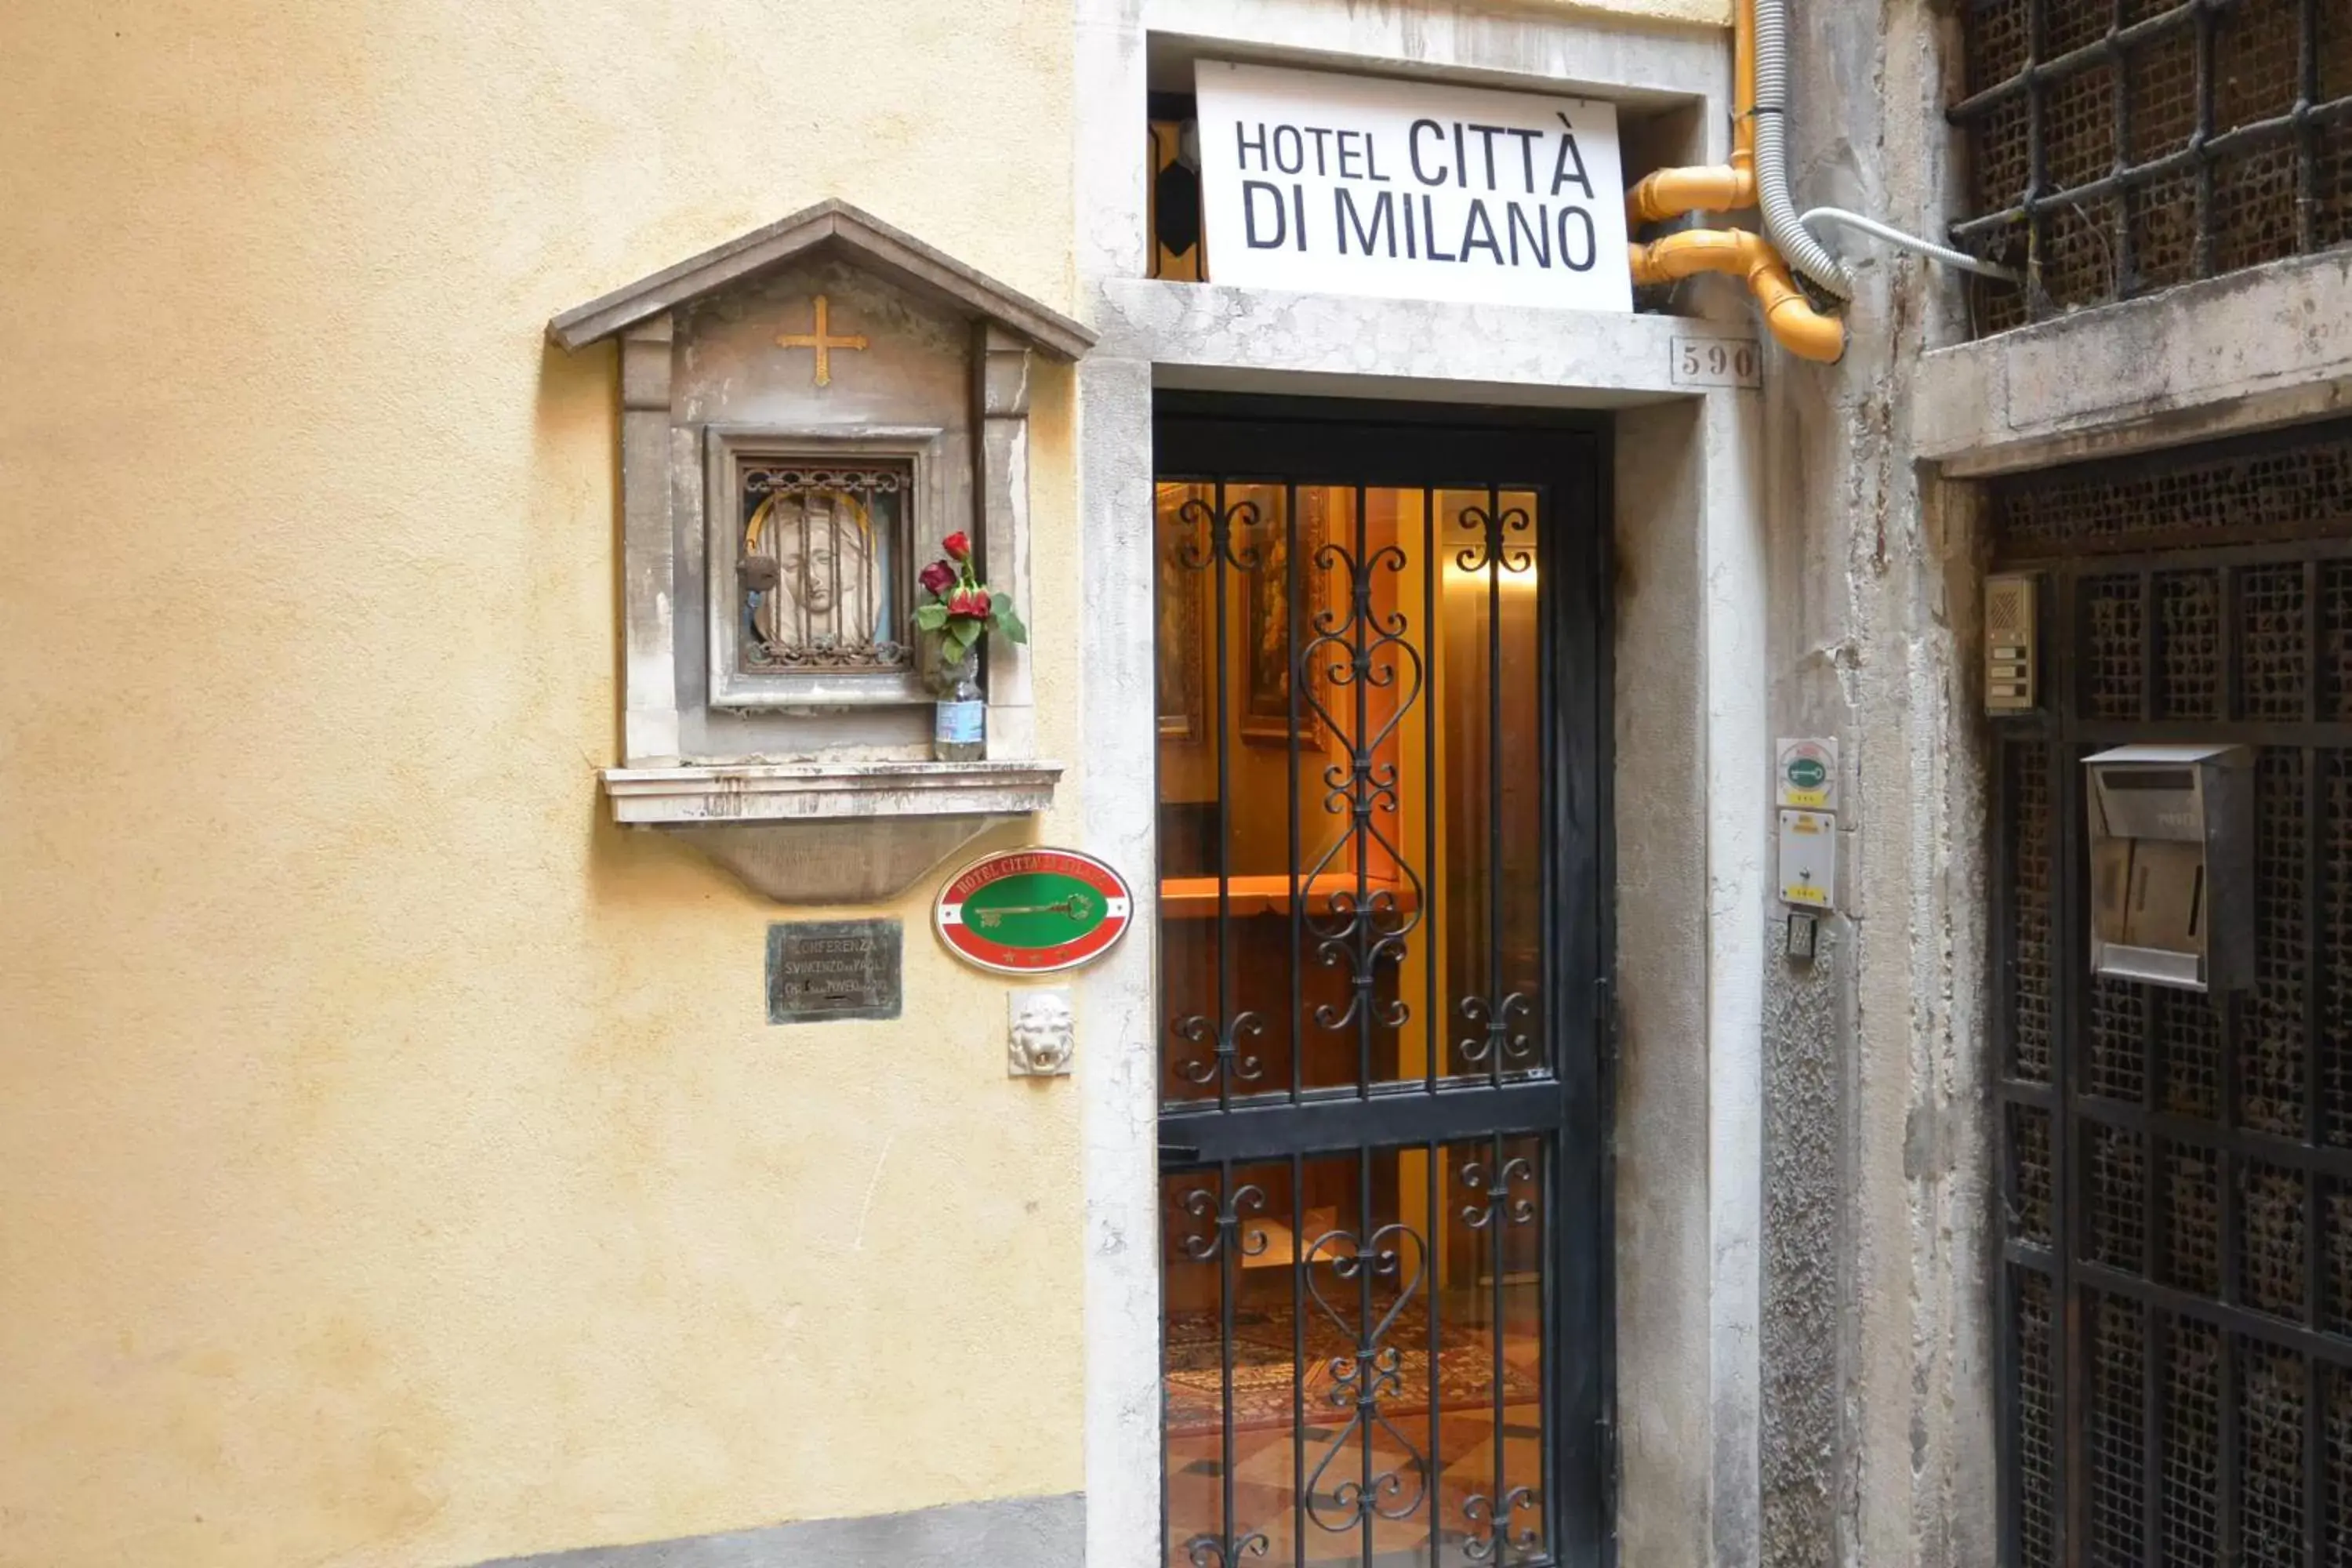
[603,759,1062,824]
[602,759,1063,903]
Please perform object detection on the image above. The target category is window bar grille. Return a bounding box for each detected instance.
[2024,0,2048,318]
[1223,1163,1243,1568]
[1486,486,1505,1098]
[1289,485,1305,1110]
[1217,486,1236,1118]
[1358,1145,1377,1568]
[2220,985,2242,1566]
[2303,745,2325,1566]
[1540,1135,1560,1564]
[2295,0,2320,254]
[2111,0,2136,296]
[1355,486,1377,1106]
[2053,613,2083,1568]
[2141,980,2165,1563]
[1487,1130,1507,1567]
[2193,1,2216,282]
[1424,495,1440,1099]
[1427,1141,1443,1568]
[1993,742,2024,1566]
[1951,0,2352,332]
[738,465,908,671]
[1292,1149,1308,1568]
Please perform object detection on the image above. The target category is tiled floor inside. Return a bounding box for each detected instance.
[1165,1308,1544,1568]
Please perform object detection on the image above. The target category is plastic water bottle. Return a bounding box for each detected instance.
[934,651,985,761]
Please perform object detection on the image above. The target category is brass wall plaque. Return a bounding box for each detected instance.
[766,919,902,1024]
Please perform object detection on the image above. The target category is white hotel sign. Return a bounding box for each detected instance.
[1194,61,1632,313]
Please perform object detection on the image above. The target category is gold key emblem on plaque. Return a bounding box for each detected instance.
[972,892,1098,931]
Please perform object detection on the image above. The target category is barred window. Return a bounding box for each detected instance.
[1951,0,2352,336]
[703,429,937,713]
[735,464,910,675]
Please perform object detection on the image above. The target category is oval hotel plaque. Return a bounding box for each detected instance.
[935,848,1133,975]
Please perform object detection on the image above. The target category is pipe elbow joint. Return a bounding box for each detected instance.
[1761,296,1846,363]
[1627,233,1846,363]
[1628,229,1761,285]
[1624,165,1759,225]
[1747,262,1846,363]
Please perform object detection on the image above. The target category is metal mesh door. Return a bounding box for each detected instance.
[1992,421,2352,1566]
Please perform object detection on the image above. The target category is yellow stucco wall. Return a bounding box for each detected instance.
[0,1,1723,1565]
[0,2,1080,1565]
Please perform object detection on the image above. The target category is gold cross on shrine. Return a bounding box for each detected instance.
[775,294,868,387]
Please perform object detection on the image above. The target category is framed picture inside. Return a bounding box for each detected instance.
[1155,483,1207,742]
[1240,488,1326,748]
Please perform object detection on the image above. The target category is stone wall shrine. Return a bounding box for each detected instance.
[551,200,1092,906]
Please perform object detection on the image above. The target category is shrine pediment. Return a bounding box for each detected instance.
[547,198,1093,359]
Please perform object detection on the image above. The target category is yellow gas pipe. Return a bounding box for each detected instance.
[1627,0,1758,222]
[1621,0,1845,363]
[1627,230,1846,365]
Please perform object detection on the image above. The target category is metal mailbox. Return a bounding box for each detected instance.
[2084,743,2253,993]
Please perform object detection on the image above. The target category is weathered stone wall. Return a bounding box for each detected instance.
[1756,4,1997,1566]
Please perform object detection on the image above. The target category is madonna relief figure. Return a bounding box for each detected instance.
[739,485,891,667]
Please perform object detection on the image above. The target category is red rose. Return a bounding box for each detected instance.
[942,532,972,561]
[949,587,992,618]
[918,559,955,596]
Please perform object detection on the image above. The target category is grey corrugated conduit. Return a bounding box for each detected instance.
[1751,0,1854,299]
[1754,0,2024,292]
[1798,207,2024,282]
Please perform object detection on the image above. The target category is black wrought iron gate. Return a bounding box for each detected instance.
[1150,399,1610,1568]
[1991,422,2352,1566]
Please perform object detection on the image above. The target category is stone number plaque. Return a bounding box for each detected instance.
[767,919,902,1024]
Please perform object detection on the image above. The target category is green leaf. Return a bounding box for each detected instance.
[913,603,949,633]
[943,620,979,661]
[993,601,1028,645]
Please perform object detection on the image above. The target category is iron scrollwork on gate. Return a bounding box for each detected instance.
[1454,497,1540,1075]
[1460,1145,1544,1563]
[1162,486,1430,1091]
[1152,412,1609,1568]
[1301,1220,1432,1534]
[1174,1179,1274,1568]
[1167,493,1272,1092]
[1297,495,1426,1058]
